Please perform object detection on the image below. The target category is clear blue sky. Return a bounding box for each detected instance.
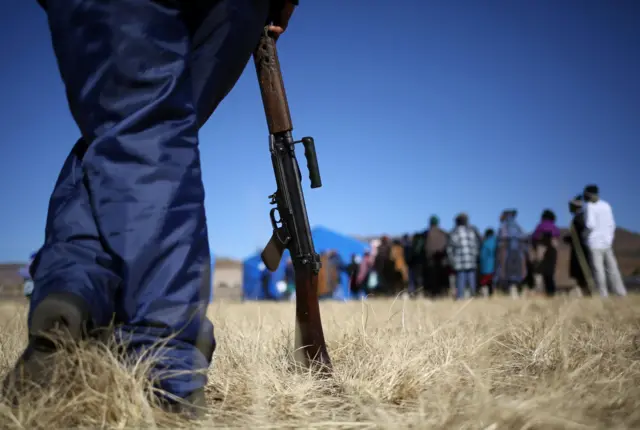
[1,0,638,262]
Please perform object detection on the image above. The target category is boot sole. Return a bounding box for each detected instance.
[1,292,91,403]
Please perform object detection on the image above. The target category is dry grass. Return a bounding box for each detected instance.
[1,295,639,429]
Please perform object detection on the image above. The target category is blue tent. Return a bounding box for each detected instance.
[242,251,287,301]
[242,226,370,301]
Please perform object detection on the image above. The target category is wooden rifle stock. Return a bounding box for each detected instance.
[254,30,292,134]
[253,29,332,372]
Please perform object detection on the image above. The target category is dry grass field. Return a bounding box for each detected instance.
[0,295,639,429]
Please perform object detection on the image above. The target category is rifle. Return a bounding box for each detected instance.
[253,29,332,372]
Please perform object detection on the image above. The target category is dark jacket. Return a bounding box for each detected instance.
[402,238,414,266]
[425,227,448,265]
[375,242,391,273]
[347,260,360,293]
[411,232,426,264]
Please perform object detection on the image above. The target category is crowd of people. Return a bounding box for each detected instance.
[341,184,628,300]
[23,185,629,303]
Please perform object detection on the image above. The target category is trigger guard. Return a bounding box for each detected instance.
[269,207,282,228]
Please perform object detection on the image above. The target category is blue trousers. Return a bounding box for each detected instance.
[455,269,476,300]
[31,0,269,400]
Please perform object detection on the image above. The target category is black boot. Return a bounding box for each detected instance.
[1,292,91,403]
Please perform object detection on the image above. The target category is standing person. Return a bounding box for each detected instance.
[470,224,482,297]
[374,236,393,296]
[402,234,417,297]
[537,232,558,297]
[326,250,344,297]
[531,210,561,296]
[261,264,276,301]
[495,209,528,298]
[479,229,497,298]
[411,231,426,295]
[520,240,536,294]
[447,213,480,300]
[424,215,448,298]
[317,252,335,299]
[347,254,363,298]
[4,0,299,414]
[356,251,375,294]
[390,239,409,295]
[563,195,594,296]
[583,185,627,297]
[328,249,345,272]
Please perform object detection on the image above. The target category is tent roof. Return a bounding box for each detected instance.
[243,226,369,265]
[310,226,369,255]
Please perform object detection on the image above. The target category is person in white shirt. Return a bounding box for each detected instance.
[583,184,627,297]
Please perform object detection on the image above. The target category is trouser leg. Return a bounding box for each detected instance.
[603,248,627,296]
[533,273,543,293]
[29,138,121,332]
[543,274,556,297]
[414,263,423,293]
[41,0,267,401]
[449,272,457,298]
[407,266,415,295]
[509,283,519,298]
[454,271,465,300]
[2,138,122,401]
[590,249,608,297]
[422,264,431,297]
[468,269,477,297]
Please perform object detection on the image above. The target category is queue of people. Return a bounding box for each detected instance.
[21,185,628,303]
[348,184,628,300]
